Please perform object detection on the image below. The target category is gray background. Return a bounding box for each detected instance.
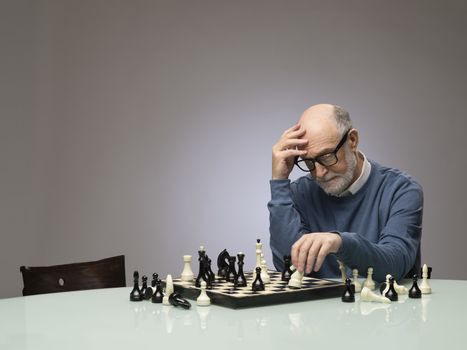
[1,0,466,299]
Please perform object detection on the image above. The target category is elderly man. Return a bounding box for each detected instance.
[268,104,423,282]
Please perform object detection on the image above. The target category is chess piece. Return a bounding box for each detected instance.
[196,247,208,287]
[168,292,191,309]
[234,252,247,287]
[181,255,195,283]
[419,264,432,294]
[338,260,347,283]
[151,277,164,303]
[255,238,263,269]
[144,274,156,300]
[217,248,230,278]
[252,267,265,291]
[261,258,271,284]
[226,256,237,282]
[384,276,398,301]
[362,267,375,290]
[130,271,143,301]
[140,275,148,297]
[206,257,216,284]
[341,278,355,302]
[281,255,293,282]
[288,269,304,289]
[197,281,211,306]
[351,268,362,293]
[379,274,391,295]
[163,274,174,305]
[409,274,422,299]
[360,286,391,303]
[393,280,408,294]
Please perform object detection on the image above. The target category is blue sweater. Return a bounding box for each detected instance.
[268,160,423,282]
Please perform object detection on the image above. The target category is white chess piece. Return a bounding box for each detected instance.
[260,258,270,284]
[162,274,174,305]
[255,240,263,269]
[337,260,347,283]
[360,286,391,303]
[352,268,362,293]
[419,264,432,294]
[362,267,376,290]
[393,280,408,294]
[382,274,391,296]
[196,281,211,306]
[288,269,304,289]
[181,255,194,283]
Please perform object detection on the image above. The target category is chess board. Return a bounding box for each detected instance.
[167,271,344,309]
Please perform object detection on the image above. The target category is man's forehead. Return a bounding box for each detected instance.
[300,130,340,156]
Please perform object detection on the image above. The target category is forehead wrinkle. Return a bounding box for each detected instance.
[301,132,340,158]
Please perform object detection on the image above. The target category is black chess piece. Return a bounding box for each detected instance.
[341,278,355,302]
[151,277,164,303]
[196,249,208,287]
[252,267,265,291]
[384,276,399,301]
[206,257,216,284]
[281,255,293,282]
[130,270,143,302]
[379,281,387,295]
[409,274,422,299]
[168,293,192,309]
[140,275,148,297]
[144,273,158,300]
[226,256,237,282]
[217,249,230,278]
[234,253,247,287]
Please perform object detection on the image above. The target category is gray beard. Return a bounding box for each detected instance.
[315,146,357,197]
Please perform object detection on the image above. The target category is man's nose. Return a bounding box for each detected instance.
[314,163,328,178]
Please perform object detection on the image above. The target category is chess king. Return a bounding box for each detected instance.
[268,104,423,282]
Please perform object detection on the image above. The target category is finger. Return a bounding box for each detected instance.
[305,242,320,274]
[296,238,314,273]
[291,236,306,267]
[282,124,301,136]
[313,241,332,272]
[279,138,308,151]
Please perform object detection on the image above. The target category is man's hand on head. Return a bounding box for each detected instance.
[291,232,342,274]
[272,124,308,180]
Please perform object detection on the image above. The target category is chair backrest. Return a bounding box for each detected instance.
[20,255,126,296]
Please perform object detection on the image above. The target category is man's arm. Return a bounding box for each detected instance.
[335,184,423,282]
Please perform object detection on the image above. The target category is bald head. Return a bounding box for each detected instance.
[299,104,352,135]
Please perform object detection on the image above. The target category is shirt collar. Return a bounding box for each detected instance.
[340,152,371,197]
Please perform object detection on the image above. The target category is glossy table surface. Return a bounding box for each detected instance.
[0,279,465,350]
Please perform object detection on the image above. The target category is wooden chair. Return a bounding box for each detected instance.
[20,255,126,296]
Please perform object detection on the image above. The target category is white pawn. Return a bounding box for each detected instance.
[352,268,362,293]
[363,267,376,291]
[181,255,194,283]
[288,269,304,289]
[196,281,211,306]
[361,287,391,303]
[419,264,432,294]
[162,274,174,305]
[260,258,270,284]
[382,274,391,295]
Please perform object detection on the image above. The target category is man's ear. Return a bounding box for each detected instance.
[348,129,359,151]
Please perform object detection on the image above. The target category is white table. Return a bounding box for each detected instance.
[0,280,465,350]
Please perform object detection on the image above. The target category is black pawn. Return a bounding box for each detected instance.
[226,256,237,282]
[234,253,247,287]
[140,275,148,297]
[409,274,422,299]
[151,278,164,303]
[281,255,293,282]
[341,278,355,302]
[130,271,143,302]
[252,267,265,291]
[385,276,399,301]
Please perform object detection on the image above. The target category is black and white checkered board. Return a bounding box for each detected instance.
[168,271,344,309]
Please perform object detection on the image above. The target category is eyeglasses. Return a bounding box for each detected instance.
[294,129,351,172]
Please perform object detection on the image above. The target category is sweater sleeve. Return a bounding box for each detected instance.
[335,181,423,282]
[268,179,310,271]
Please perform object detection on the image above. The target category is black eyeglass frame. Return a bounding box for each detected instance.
[294,129,351,172]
